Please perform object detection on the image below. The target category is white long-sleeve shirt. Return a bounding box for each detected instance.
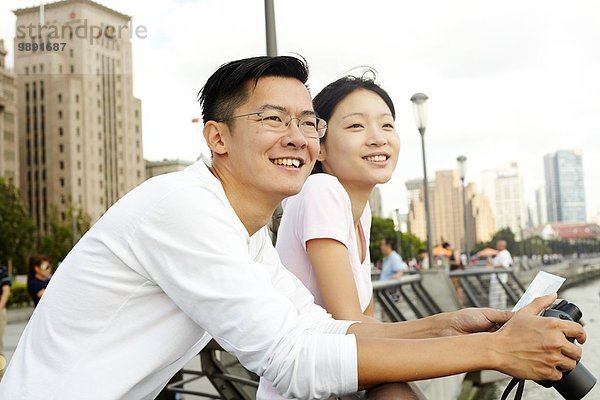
[0,161,358,400]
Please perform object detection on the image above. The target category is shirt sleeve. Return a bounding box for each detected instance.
[127,187,358,399]
[293,175,352,250]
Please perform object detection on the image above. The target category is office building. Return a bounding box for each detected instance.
[0,39,19,186]
[544,150,586,223]
[14,0,144,229]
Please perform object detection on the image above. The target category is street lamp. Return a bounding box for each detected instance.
[410,93,433,268]
[457,155,469,262]
[264,0,278,56]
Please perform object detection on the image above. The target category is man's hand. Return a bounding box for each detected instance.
[491,294,586,381]
[435,307,513,337]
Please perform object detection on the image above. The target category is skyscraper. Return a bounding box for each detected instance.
[14,0,144,230]
[0,39,19,186]
[481,162,527,237]
[544,150,586,223]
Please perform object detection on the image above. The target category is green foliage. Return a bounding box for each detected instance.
[0,178,36,272]
[399,231,425,260]
[7,282,31,308]
[489,228,517,254]
[38,203,91,264]
[369,216,396,262]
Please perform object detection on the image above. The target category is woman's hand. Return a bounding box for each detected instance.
[434,307,513,337]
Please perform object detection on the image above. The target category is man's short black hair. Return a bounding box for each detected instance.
[198,55,309,124]
[382,237,397,250]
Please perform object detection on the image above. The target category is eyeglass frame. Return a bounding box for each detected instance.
[216,108,327,139]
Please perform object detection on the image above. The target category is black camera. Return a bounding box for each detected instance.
[536,299,596,400]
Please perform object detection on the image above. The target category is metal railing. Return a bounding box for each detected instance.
[449,267,526,309]
[373,274,442,321]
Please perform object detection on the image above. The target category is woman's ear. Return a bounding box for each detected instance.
[203,121,228,155]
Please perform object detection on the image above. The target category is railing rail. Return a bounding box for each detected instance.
[373,273,442,321]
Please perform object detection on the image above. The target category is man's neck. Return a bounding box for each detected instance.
[210,166,280,236]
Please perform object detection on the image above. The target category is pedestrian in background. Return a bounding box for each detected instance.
[26,255,52,306]
[379,237,408,281]
[0,264,10,379]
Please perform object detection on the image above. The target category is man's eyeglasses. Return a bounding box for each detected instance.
[217,109,327,139]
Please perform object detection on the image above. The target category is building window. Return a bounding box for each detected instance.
[77,161,81,169]
[3,112,14,123]
[69,48,74,57]
[60,178,65,187]
[58,93,62,103]
[75,94,79,103]
[59,65,63,74]
[58,111,63,119]
[59,144,64,153]
[40,64,44,73]
[76,111,80,120]
[78,178,82,186]
[60,161,64,170]
[77,144,81,152]
[70,65,75,74]
[59,127,64,136]
[77,128,80,136]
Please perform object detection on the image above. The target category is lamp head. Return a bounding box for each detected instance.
[410,93,429,134]
[457,155,467,180]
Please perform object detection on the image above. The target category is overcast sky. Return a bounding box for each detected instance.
[1,0,599,221]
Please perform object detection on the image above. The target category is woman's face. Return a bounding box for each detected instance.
[319,89,400,188]
[35,261,52,278]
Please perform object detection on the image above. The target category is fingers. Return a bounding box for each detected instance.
[520,294,558,315]
[483,309,513,324]
[560,320,587,344]
[560,340,582,364]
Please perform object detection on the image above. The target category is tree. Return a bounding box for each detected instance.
[38,203,91,264]
[399,231,425,261]
[0,178,35,274]
[489,228,517,255]
[369,216,396,263]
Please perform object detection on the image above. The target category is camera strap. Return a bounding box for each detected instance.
[500,378,525,400]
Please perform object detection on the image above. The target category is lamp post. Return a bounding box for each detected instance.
[457,155,469,263]
[410,93,433,269]
[264,0,278,56]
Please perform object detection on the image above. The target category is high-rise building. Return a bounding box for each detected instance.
[544,150,586,223]
[481,162,527,237]
[14,0,144,229]
[535,185,547,226]
[0,39,19,186]
[368,185,383,218]
[407,173,495,252]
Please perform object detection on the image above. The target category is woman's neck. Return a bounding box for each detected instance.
[339,181,374,224]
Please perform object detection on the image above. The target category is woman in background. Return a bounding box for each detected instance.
[27,255,52,306]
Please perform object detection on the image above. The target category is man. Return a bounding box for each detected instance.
[0,56,586,399]
[488,240,513,309]
[0,265,9,379]
[379,237,407,280]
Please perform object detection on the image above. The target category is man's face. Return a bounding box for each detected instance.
[380,240,391,256]
[216,76,319,200]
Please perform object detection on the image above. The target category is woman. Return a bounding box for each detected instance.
[27,255,52,306]
[258,75,412,398]
[277,74,399,323]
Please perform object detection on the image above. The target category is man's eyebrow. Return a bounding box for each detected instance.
[260,104,316,116]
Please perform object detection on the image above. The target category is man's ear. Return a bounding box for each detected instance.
[317,144,327,162]
[203,121,228,155]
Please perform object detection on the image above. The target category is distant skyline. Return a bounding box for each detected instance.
[1,0,598,221]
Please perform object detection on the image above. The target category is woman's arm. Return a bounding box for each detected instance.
[307,238,377,323]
